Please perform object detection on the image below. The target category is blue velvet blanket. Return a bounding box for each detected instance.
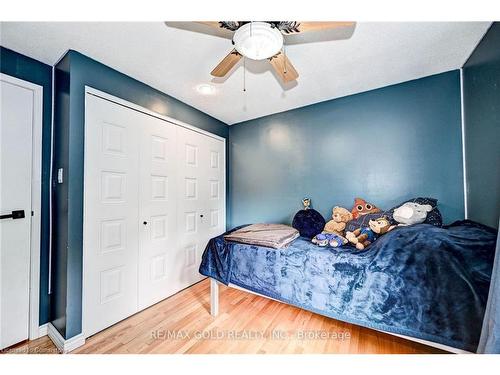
[199,221,497,352]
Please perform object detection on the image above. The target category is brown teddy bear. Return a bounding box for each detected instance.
[324,206,353,237]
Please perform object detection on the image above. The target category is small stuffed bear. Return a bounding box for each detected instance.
[324,206,353,236]
[312,206,352,248]
[346,216,395,250]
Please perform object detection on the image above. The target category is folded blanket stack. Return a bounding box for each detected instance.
[223,223,299,249]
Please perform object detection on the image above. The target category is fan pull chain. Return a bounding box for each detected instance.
[243,56,246,92]
[283,45,288,75]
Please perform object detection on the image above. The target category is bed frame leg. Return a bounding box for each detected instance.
[210,278,219,317]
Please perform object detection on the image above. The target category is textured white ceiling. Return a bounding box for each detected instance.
[0,22,491,124]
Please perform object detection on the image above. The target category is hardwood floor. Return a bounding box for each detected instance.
[3,279,446,354]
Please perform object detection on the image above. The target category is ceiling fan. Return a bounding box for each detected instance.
[197,21,356,83]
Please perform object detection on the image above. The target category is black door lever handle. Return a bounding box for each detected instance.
[0,210,25,220]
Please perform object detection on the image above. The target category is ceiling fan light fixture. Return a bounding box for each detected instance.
[233,22,283,60]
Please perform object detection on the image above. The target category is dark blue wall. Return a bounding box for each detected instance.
[463,22,500,228]
[51,53,70,336]
[52,50,229,338]
[229,71,465,228]
[0,46,53,325]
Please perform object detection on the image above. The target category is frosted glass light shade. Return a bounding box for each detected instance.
[233,22,284,60]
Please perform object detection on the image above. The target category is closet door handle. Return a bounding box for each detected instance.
[143,221,148,225]
[200,214,204,218]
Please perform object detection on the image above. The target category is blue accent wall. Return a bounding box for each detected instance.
[0,46,53,325]
[52,50,228,339]
[463,22,500,228]
[229,71,465,228]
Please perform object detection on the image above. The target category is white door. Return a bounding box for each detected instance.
[175,127,225,289]
[0,79,33,349]
[84,95,141,337]
[137,115,178,310]
[84,90,226,338]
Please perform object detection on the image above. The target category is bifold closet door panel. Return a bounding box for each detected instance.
[175,127,209,288]
[176,127,225,288]
[137,115,179,310]
[84,95,141,337]
[205,135,226,240]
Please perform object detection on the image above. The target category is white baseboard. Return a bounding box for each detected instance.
[47,323,85,353]
[38,323,48,337]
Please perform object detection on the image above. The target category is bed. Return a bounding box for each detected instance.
[199,220,497,353]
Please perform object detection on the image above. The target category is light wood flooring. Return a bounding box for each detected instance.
[2,279,446,354]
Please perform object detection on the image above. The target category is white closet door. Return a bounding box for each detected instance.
[204,135,226,240]
[137,115,178,310]
[176,127,225,288]
[84,95,140,337]
[84,90,226,338]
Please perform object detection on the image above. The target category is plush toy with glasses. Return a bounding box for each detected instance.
[350,197,381,219]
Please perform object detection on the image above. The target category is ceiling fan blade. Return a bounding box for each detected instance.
[281,21,355,34]
[196,22,243,31]
[211,49,242,77]
[195,21,221,29]
[269,52,299,83]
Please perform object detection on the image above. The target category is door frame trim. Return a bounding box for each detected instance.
[82,87,226,339]
[0,73,43,341]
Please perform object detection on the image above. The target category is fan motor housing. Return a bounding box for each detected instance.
[233,21,284,60]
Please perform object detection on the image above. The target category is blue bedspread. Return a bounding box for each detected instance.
[199,221,497,352]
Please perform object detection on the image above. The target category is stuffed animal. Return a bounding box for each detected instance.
[350,197,381,219]
[346,216,395,250]
[312,233,348,248]
[345,227,376,250]
[292,198,326,239]
[369,216,396,235]
[311,206,352,248]
[393,202,433,226]
[324,206,353,236]
[302,198,311,210]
